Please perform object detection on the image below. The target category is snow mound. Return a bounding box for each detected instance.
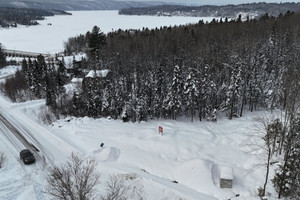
[173,159,215,193]
[93,147,120,162]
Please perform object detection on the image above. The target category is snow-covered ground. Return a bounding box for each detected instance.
[0,65,280,200]
[0,10,213,54]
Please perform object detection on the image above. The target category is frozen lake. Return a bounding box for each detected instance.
[0,10,214,54]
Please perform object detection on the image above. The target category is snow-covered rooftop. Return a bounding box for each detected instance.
[86,69,110,78]
[71,78,83,83]
[220,166,233,180]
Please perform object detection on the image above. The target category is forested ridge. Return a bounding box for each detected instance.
[0,7,70,28]
[119,2,300,19]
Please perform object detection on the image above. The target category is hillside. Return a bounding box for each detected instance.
[119,2,300,19]
[0,0,165,11]
[0,7,70,28]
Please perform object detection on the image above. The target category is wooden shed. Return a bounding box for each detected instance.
[220,166,233,189]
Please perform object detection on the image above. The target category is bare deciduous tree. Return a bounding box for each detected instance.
[46,152,100,200]
[101,175,128,200]
[101,174,144,200]
[243,115,283,198]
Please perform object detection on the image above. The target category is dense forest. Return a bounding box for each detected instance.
[2,11,300,123]
[119,2,300,19]
[1,10,300,199]
[60,11,300,123]
[0,7,70,28]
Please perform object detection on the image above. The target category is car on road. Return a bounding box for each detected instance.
[20,149,35,164]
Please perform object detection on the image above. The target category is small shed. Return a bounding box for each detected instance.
[220,166,233,189]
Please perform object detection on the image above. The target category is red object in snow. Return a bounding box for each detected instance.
[159,126,163,135]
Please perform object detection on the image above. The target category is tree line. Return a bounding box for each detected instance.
[62,11,300,123]
[0,7,70,28]
[119,2,300,18]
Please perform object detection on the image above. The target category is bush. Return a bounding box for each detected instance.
[0,152,6,168]
[101,174,144,200]
[46,153,145,200]
[46,153,100,200]
[0,70,30,102]
[38,106,58,125]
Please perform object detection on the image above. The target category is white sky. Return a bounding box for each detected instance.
[137,0,300,5]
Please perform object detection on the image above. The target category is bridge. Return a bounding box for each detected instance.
[3,49,55,59]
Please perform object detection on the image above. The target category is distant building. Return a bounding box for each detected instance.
[82,69,112,90]
[85,69,111,79]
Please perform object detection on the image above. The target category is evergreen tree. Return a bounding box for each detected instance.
[225,56,245,119]
[136,96,147,122]
[247,43,265,112]
[267,119,284,155]
[56,61,68,107]
[164,65,183,120]
[87,26,106,65]
[110,78,126,120]
[273,116,300,199]
[0,44,6,68]
[199,64,217,121]
[31,60,42,98]
[152,62,167,119]
[183,68,199,122]
[21,59,28,74]
[72,92,82,117]
[45,62,57,110]
[101,81,113,117]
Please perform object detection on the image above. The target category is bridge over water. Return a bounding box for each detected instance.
[3,49,55,59]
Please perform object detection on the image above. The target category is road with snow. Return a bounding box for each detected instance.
[0,110,49,166]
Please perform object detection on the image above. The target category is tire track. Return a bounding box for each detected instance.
[0,112,45,165]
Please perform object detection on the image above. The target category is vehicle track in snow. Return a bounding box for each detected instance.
[0,112,48,167]
[0,111,49,200]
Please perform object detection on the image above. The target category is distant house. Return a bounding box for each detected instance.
[82,69,112,90]
[220,166,233,189]
[85,69,111,79]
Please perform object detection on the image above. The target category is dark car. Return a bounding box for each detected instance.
[20,149,35,164]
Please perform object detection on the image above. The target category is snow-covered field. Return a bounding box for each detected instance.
[0,66,280,200]
[0,10,213,54]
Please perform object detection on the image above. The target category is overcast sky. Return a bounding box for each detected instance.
[139,0,300,6]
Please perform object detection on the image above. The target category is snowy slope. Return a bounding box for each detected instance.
[0,66,280,200]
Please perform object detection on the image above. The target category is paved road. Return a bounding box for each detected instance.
[0,113,44,162]
[0,110,49,167]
